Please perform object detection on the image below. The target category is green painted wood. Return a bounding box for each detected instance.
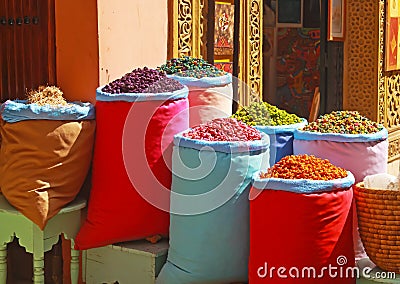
[85,239,169,284]
[0,195,86,284]
[32,254,44,284]
[32,225,44,284]
[70,240,79,284]
[154,253,166,277]
[81,250,87,282]
[0,244,6,283]
[0,197,86,215]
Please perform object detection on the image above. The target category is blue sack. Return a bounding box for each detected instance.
[167,73,232,88]
[255,118,307,165]
[156,132,270,284]
[1,100,95,123]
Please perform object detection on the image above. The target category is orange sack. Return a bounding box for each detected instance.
[0,119,95,229]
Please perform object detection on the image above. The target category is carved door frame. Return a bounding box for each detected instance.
[168,0,263,106]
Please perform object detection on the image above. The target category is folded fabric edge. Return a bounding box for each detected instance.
[251,171,355,193]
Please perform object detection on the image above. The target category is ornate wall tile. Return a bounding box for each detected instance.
[344,0,379,121]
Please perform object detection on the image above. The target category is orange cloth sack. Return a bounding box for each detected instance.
[0,119,95,229]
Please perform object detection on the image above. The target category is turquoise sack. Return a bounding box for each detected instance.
[157,132,270,284]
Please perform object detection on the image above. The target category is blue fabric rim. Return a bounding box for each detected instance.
[167,73,232,88]
[252,171,355,193]
[255,118,308,135]
[173,130,270,154]
[294,127,388,142]
[1,100,95,123]
[96,85,189,102]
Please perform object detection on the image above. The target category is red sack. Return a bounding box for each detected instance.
[249,187,355,284]
[75,98,189,250]
[293,129,389,260]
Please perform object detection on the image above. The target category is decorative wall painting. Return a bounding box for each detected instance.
[214,3,235,56]
[275,28,320,118]
[214,62,233,73]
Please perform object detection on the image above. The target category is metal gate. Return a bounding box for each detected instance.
[0,0,55,101]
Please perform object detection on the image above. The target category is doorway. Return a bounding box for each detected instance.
[262,0,321,118]
[0,0,56,101]
[0,1,60,282]
[262,0,342,118]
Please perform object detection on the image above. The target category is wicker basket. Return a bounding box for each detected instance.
[354,182,400,273]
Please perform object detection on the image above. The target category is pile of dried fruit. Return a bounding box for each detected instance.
[260,154,348,180]
[27,85,68,106]
[183,118,262,141]
[302,111,383,134]
[232,102,302,126]
[101,67,184,94]
[159,56,226,77]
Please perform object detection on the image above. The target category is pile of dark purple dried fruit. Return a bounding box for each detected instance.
[101,67,184,94]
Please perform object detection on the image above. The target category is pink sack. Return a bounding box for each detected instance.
[293,129,389,260]
[168,74,233,126]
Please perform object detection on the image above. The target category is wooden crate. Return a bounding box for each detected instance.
[85,239,168,284]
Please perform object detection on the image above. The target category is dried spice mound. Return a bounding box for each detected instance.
[174,68,226,78]
[159,56,226,77]
[232,102,302,126]
[302,111,383,134]
[183,118,262,141]
[144,77,184,93]
[101,67,184,94]
[260,154,348,180]
[27,86,68,106]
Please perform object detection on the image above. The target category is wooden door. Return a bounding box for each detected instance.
[0,0,55,101]
[319,0,343,114]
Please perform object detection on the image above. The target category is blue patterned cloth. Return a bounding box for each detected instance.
[167,73,232,88]
[1,100,95,123]
[96,85,189,102]
[252,171,355,193]
[174,131,270,154]
[294,127,388,143]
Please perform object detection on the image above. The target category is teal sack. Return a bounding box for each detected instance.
[157,133,270,284]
